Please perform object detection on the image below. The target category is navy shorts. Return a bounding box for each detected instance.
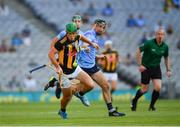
[141,66,162,84]
[81,64,100,75]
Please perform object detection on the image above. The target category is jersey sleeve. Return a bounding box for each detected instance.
[84,32,93,42]
[54,41,64,51]
[56,31,66,40]
[139,41,149,52]
[164,45,169,58]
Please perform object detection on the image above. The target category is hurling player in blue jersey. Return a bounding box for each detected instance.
[77,19,125,117]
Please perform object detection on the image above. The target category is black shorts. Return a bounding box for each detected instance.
[141,66,162,84]
[81,64,100,76]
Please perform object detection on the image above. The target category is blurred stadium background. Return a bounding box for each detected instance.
[0,0,180,103]
[1,0,180,126]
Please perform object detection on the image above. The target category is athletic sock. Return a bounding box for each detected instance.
[61,108,66,112]
[55,81,60,87]
[150,90,160,107]
[79,92,84,96]
[133,89,145,102]
[107,103,115,112]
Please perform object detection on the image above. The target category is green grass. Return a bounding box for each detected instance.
[0,100,180,126]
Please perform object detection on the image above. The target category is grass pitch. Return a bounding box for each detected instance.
[0,100,180,126]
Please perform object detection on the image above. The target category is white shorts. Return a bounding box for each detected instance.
[103,72,118,81]
[61,66,82,88]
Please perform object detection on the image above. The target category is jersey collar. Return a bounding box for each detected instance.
[92,29,97,38]
[154,38,164,47]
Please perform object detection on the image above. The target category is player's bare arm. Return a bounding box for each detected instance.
[136,48,146,72]
[80,35,99,49]
[48,47,62,75]
[50,37,59,49]
[164,56,172,78]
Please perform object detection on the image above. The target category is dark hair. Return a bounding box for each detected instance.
[94,19,106,26]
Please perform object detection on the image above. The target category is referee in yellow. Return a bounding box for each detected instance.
[131,28,172,111]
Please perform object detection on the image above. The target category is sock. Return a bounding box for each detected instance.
[79,92,84,96]
[55,81,60,87]
[107,103,114,112]
[133,89,145,102]
[150,90,160,107]
[61,108,66,112]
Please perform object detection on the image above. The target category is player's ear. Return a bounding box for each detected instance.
[92,23,97,28]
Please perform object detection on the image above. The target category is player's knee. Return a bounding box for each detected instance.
[71,85,78,94]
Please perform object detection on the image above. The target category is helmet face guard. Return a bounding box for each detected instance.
[72,15,82,22]
[94,19,106,27]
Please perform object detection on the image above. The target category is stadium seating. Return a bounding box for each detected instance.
[0,8,54,91]
[0,0,180,95]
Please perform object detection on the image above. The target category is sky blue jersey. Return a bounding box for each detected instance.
[56,30,66,39]
[77,29,98,68]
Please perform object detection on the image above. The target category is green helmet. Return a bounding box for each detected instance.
[72,15,82,21]
[66,22,77,33]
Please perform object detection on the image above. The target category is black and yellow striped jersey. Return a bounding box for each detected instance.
[54,34,80,74]
[101,49,119,73]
